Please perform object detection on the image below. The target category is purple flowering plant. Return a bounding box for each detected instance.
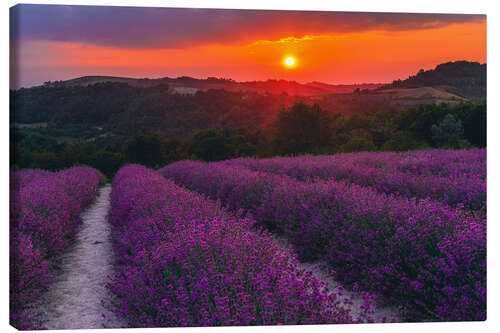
[10,167,105,329]
[107,165,375,327]
[160,149,486,321]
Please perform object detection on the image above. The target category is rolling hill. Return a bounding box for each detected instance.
[12,60,486,143]
[380,61,486,102]
[42,61,485,105]
[45,76,383,96]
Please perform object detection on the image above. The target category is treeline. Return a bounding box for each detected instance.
[271,101,485,155]
[10,82,299,137]
[10,127,263,177]
[11,101,486,178]
[8,79,440,142]
[383,61,486,101]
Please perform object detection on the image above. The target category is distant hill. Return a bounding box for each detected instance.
[380,61,486,101]
[13,60,486,141]
[38,60,486,101]
[44,76,383,97]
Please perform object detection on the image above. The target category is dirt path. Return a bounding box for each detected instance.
[34,184,125,329]
[270,234,401,322]
[31,182,398,328]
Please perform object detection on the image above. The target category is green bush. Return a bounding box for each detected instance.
[380,131,429,152]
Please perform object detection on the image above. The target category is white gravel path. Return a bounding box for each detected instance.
[30,182,399,328]
[270,234,402,322]
[34,184,125,330]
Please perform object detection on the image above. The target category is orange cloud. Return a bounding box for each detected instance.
[13,21,486,88]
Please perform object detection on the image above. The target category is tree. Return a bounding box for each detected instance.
[339,137,377,153]
[273,103,333,155]
[187,128,257,161]
[461,103,486,147]
[367,110,399,147]
[380,131,428,151]
[431,114,469,148]
[86,150,125,178]
[162,137,184,164]
[125,134,164,168]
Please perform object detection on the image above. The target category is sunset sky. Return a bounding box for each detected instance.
[10,4,486,88]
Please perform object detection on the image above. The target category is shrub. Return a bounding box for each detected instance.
[10,167,105,329]
[108,165,370,327]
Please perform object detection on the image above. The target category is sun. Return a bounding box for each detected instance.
[284,56,295,67]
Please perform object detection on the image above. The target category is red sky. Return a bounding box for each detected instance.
[10,5,486,88]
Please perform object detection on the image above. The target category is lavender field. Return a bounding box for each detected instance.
[10,167,106,329]
[161,148,486,322]
[10,149,486,329]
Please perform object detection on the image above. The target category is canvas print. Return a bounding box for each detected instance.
[9,3,486,330]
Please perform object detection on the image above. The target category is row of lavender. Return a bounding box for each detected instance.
[160,160,486,321]
[107,165,377,327]
[10,167,105,329]
[223,149,486,210]
[305,149,486,177]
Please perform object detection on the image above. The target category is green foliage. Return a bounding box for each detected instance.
[10,84,486,174]
[384,61,486,101]
[10,82,286,139]
[273,103,334,155]
[460,103,486,147]
[86,151,125,178]
[431,114,466,148]
[380,131,429,152]
[187,128,257,161]
[398,103,486,148]
[10,128,58,152]
[125,134,164,168]
[163,137,184,164]
[339,137,377,153]
[30,151,67,170]
[366,110,400,147]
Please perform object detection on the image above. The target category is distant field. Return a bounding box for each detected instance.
[375,86,468,101]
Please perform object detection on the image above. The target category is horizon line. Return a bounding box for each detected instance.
[12,59,486,90]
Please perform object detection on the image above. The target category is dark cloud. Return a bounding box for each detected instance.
[10,4,485,49]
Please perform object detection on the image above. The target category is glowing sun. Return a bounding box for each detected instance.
[284,56,295,67]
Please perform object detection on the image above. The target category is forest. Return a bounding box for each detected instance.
[11,98,486,177]
[9,61,486,177]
